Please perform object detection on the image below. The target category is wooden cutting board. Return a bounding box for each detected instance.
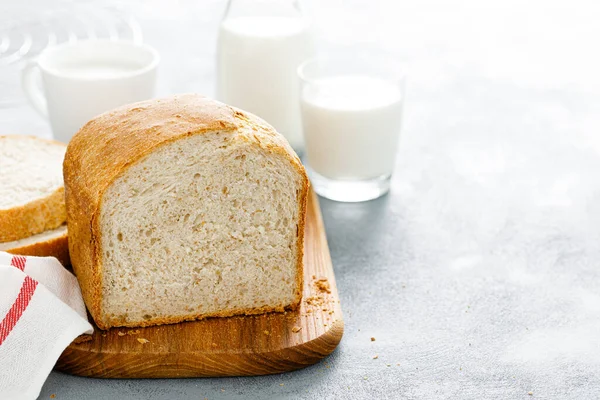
[55,188,343,378]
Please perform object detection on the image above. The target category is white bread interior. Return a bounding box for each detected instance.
[0,135,67,242]
[100,130,303,325]
[0,135,64,210]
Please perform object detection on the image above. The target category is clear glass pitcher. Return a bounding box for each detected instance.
[217,0,315,154]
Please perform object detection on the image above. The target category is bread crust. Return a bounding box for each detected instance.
[0,187,66,242]
[0,135,67,242]
[64,94,309,330]
[3,226,70,267]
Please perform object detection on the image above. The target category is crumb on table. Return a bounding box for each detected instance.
[292,326,302,333]
[137,338,150,344]
[371,337,376,342]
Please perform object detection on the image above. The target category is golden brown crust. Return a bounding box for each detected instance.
[64,94,309,329]
[0,136,67,242]
[4,226,70,267]
[0,186,67,242]
[96,303,298,330]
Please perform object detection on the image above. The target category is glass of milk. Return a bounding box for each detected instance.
[298,53,406,202]
[217,0,315,154]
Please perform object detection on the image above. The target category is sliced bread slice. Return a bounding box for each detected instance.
[0,135,67,242]
[0,225,69,266]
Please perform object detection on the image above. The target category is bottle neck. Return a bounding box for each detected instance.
[223,0,303,20]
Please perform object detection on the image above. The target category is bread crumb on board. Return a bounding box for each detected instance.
[264,330,270,335]
[371,337,376,342]
[373,355,378,359]
[137,338,150,344]
[292,326,302,333]
[305,296,323,306]
[117,331,126,337]
[314,278,331,294]
[528,392,533,396]
[50,395,56,399]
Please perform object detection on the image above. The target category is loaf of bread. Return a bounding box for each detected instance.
[64,94,309,329]
[0,135,66,242]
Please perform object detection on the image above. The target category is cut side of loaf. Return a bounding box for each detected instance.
[64,94,309,329]
[0,225,69,267]
[0,135,67,242]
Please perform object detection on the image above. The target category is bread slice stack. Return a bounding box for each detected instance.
[64,94,309,329]
[0,135,70,265]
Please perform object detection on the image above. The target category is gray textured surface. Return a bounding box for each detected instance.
[2,0,600,399]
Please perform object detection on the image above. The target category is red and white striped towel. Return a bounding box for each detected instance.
[0,252,92,400]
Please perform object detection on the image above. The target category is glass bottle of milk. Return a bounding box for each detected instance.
[217,0,315,154]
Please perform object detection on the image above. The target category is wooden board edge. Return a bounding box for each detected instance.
[56,318,344,378]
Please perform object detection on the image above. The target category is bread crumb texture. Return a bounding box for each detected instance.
[0,135,64,209]
[100,132,303,326]
[0,135,67,242]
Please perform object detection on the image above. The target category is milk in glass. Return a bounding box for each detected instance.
[301,75,403,180]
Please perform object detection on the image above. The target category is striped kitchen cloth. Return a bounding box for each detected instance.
[0,252,92,400]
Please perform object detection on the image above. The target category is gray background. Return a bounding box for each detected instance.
[2,0,600,398]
